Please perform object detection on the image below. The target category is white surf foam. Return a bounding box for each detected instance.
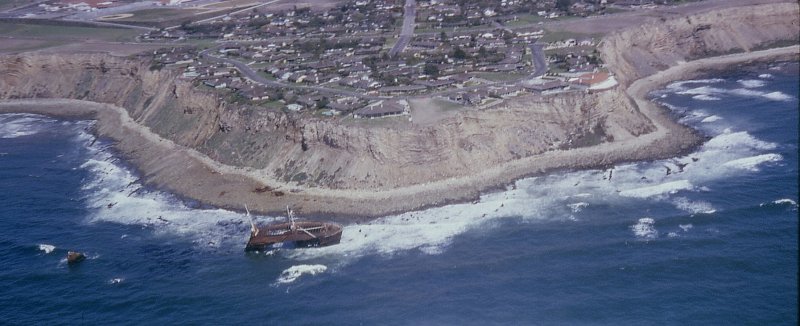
[729,88,764,97]
[276,264,327,284]
[722,154,782,171]
[109,278,124,284]
[0,114,56,138]
[631,218,657,239]
[38,244,56,254]
[704,130,776,151]
[672,197,716,214]
[77,132,265,250]
[619,180,693,198]
[773,198,798,206]
[665,78,725,92]
[762,91,793,101]
[758,74,773,79]
[678,86,726,96]
[737,79,765,88]
[679,224,693,232]
[701,115,722,123]
[567,202,588,213]
[692,94,721,101]
[727,88,794,101]
[666,79,792,102]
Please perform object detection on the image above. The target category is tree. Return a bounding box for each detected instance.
[440,31,448,42]
[502,31,515,45]
[423,63,439,76]
[478,46,488,58]
[316,97,329,109]
[452,46,467,60]
[556,0,573,12]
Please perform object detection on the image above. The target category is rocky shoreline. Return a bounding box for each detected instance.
[1,2,798,220]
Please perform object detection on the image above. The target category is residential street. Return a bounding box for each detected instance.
[388,0,416,57]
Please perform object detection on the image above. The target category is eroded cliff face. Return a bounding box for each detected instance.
[600,2,800,86]
[0,54,224,149]
[4,3,796,193]
[0,53,655,191]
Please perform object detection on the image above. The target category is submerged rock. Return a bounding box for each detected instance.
[67,251,86,265]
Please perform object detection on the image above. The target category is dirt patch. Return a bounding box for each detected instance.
[408,97,464,126]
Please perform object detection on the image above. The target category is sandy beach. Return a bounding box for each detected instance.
[2,45,796,220]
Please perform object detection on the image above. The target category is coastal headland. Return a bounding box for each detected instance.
[1,1,798,220]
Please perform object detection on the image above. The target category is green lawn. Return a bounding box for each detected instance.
[112,8,205,23]
[505,14,546,27]
[539,30,600,43]
[383,36,398,50]
[0,22,140,42]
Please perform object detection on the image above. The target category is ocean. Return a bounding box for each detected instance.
[1,62,797,325]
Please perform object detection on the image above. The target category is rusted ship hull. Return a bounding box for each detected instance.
[245,221,343,251]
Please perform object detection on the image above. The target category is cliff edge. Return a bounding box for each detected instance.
[0,2,797,218]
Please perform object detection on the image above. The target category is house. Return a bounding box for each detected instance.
[463,92,483,105]
[239,86,271,101]
[413,79,456,89]
[203,78,228,89]
[327,101,360,114]
[490,85,524,98]
[353,100,408,119]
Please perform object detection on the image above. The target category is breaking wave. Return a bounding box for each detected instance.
[631,218,657,239]
[663,78,793,101]
[701,115,722,123]
[619,180,693,198]
[665,78,725,91]
[0,114,56,138]
[39,244,56,254]
[737,79,765,88]
[672,197,716,214]
[276,264,327,284]
[692,94,720,101]
[772,198,798,207]
[567,202,589,213]
[722,154,783,171]
[763,91,793,101]
[76,130,263,251]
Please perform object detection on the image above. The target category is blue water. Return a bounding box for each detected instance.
[1,63,797,325]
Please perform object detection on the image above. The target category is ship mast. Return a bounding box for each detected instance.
[245,204,258,236]
[287,205,296,230]
[287,206,317,238]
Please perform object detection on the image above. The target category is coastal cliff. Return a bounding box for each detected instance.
[600,2,799,86]
[0,1,797,217]
[0,54,653,191]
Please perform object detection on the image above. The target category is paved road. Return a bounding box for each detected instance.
[529,43,547,77]
[200,50,388,100]
[388,0,416,57]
